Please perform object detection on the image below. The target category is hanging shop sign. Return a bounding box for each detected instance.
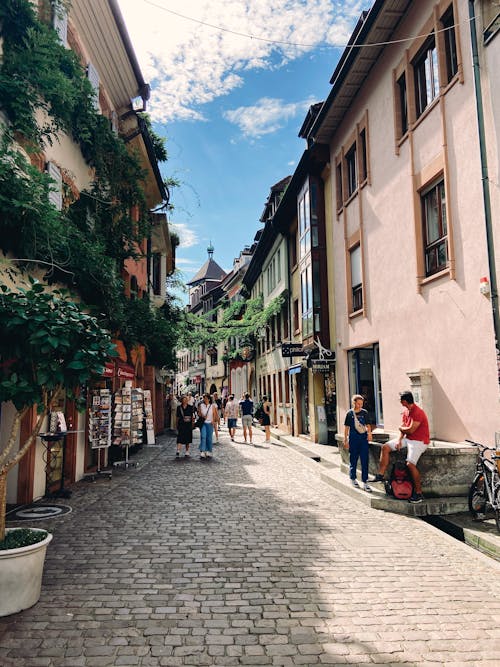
[310,359,336,373]
[102,362,115,377]
[281,343,306,358]
[116,362,135,380]
[194,375,202,383]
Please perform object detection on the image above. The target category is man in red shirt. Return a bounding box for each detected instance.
[372,391,430,503]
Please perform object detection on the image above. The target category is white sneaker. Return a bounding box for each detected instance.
[351,479,360,488]
[363,483,372,493]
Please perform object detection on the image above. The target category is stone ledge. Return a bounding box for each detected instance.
[336,435,477,497]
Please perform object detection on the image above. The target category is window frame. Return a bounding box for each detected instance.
[413,34,439,119]
[421,178,448,277]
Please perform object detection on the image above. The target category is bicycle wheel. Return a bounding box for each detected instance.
[494,486,500,533]
[468,476,486,519]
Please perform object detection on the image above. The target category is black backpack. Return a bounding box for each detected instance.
[385,460,414,499]
[254,402,264,420]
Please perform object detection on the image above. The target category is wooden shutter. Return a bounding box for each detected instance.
[87,62,100,111]
[46,161,62,211]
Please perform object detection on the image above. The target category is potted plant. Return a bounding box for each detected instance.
[0,280,116,616]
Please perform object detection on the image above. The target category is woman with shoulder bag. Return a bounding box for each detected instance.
[198,393,217,459]
[261,395,272,444]
[175,394,194,458]
[344,394,373,492]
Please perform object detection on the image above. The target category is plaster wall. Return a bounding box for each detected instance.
[330,0,499,444]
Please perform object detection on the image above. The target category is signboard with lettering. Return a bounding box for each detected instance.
[281,343,306,358]
[310,359,335,373]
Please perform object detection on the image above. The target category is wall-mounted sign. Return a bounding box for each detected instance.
[281,343,306,358]
[310,359,335,373]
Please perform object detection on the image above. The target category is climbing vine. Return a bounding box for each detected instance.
[0,0,183,365]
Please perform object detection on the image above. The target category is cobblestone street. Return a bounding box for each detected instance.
[1,427,500,666]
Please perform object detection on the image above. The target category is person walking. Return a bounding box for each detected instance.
[198,393,218,459]
[239,393,254,443]
[344,394,373,492]
[261,395,272,444]
[175,395,194,458]
[371,390,429,503]
[212,392,222,443]
[224,394,239,441]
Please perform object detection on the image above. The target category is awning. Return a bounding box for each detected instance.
[288,364,303,375]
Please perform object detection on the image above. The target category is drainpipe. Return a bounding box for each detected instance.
[468,1,500,390]
[283,231,295,435]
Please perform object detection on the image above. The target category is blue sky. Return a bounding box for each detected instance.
[116,0,371,297]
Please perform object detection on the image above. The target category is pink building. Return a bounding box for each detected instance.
[309,0,499,443]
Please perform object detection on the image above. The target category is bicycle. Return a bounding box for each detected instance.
[466,439,500,532]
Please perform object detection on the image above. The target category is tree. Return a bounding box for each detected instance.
[0,281,116,541]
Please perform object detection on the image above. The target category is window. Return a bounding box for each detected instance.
[422,179,448,276]
[345,143,357,197]
[46,161,62,211]
[335,159,343,211]
[482,1,500,42]
[397,72,408,136]
[359,128,368,183]
[413,36,439,118]
[293,298,299,333]
[209,349,218,366]
[301,264,313,338]
[350,245,363,313]
[441,7,458,82]
[298,186,311,260]
[52,0,67,45]
[290,231,297,267]
[348,345,383,426]
[86,62,100,111]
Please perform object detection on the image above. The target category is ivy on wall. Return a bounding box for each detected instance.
[0,0,182,367]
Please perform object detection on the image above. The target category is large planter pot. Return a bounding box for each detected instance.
[0,528,53,617]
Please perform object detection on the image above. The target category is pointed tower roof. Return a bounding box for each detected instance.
[187,243,226,286]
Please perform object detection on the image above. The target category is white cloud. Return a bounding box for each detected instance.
[117,0,370,124]
[169,222,198,248]
[223,96,315,138]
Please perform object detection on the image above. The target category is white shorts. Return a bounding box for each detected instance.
[242,415,253,428]
[386,437,428,465]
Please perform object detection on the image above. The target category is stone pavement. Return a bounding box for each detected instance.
[2,424,500,667]
[269,430,500,562]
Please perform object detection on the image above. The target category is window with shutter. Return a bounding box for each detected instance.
[52,1,68,46]
[46,162,63,211]
[86,62,101,111]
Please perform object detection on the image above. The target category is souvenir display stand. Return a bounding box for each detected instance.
[87,389,113,479]
[143,390,156,445]
[112,383,144,468]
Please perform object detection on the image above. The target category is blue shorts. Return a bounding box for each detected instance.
[227,418,237,429]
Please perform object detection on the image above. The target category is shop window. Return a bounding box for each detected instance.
[422,179,448,276]
[441,7,458,82]
[348,344,383,426]
[413,36,439,118]
[349,244,363,314]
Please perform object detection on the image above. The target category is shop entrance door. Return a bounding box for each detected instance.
[300,370,310,435]
[348,344,383,426]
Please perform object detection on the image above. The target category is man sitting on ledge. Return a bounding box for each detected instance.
[371,390,430,504]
